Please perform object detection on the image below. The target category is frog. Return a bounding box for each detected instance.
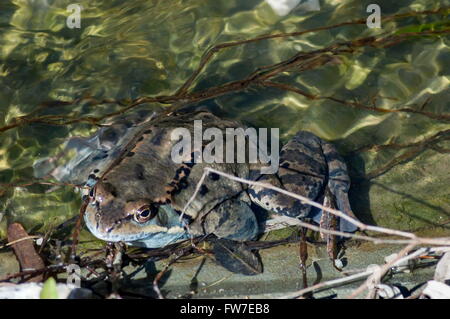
[34,109,357,249]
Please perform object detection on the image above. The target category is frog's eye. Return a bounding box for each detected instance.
[134,204,157,223]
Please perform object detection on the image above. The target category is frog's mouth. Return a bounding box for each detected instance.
[84,204,190,248]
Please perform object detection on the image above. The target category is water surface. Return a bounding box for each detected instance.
[0,0,449,242]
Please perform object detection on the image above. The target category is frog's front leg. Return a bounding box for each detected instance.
[190,197,262,276]
[189,197,259,242]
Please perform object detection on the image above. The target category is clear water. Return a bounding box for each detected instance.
[0,0,449,243]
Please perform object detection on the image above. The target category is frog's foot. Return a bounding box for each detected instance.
[314,138,358,233]
[318,187,342,270]
[189,198,259,242]
[249,131,358,233]
[210,237,263,276]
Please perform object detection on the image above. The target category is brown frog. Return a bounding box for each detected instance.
[34,110,356,248]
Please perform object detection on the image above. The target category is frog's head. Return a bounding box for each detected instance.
[83,180,189,248]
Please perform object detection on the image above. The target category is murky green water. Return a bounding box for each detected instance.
[0,0,449,245]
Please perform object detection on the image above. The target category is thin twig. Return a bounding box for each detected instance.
[279,269,374,299]
[0,236,41,250]
[347,244,417,298]
[175,7,450,95]
[282,246,450,299]
[1,11,448,135]
[262,81,450,123]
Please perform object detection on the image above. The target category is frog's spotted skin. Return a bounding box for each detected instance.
[80,112,257,247]
[35,110,357,248]
[248,131,356,232]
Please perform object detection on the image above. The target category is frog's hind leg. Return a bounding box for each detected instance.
[248,131,358,232]
[248,131,327,220]
[319,140,359,233]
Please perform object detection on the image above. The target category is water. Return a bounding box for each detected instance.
[0,0,449,244]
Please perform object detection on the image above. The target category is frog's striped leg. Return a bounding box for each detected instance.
[248,131,327,219]
[319,187,341,270]
[319,139,358,232]
[248,131,358,232]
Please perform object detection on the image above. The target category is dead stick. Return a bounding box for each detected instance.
[7,223,45,283]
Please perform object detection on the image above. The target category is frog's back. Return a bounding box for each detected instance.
[98,111,249,220]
